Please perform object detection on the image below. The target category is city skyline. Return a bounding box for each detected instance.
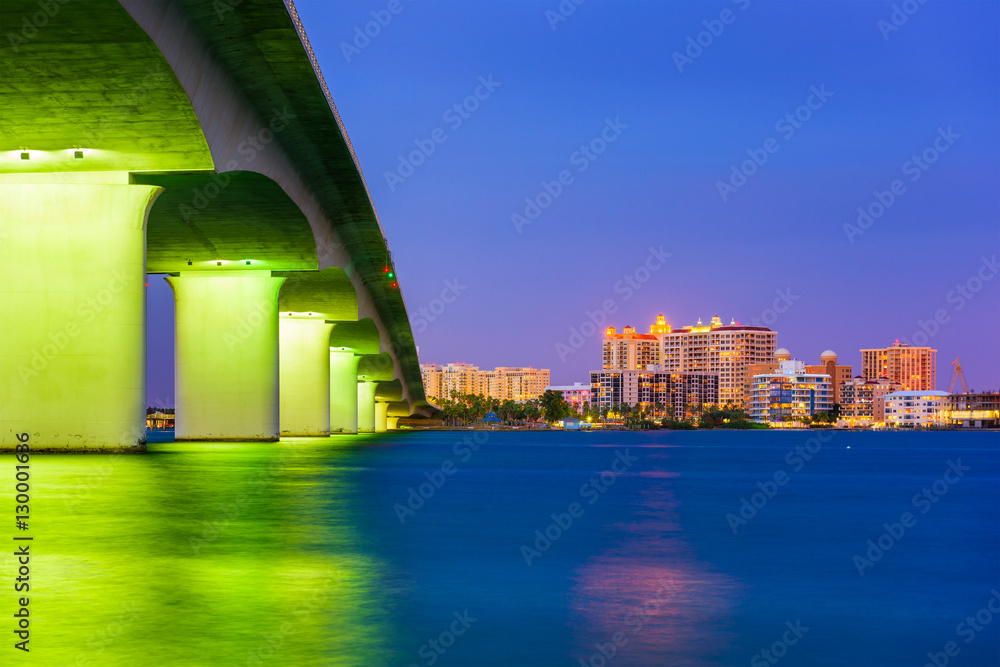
[144,0,999,404]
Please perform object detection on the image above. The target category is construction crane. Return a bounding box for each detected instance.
[949,357,969,394]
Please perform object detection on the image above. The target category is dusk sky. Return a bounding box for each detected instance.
[148,0,999,404]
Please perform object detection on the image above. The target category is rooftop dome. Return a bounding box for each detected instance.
[775,348,790,356]
[820,349,837,358]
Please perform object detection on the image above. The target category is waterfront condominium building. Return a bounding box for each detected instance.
[545,382,591,411]
[421,363,550,403]
[883,390,950,427]
[478,367,551,402]
[603,313,776,408]
[805,350,853,404]
[590,369,719,418]
[838,375,902,426]
[749,348,852,405]
[861,341,937,391]
[421,362,480,401]
[749,360,833,423]
[601,325,659,370]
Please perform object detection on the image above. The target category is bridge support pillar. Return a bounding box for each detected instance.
[330,350,360,433]
[279,317,334,436]
[0,176,160,451]
[166,271,285,441]
[357,381,377,433]
[375,401,389,433]
[387,417,400,430]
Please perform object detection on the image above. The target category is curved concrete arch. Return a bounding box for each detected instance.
[330,319,380,356]
[0,1,213,174]
[138,171,318,273]
[357,353,396,383]
[375,380,404,403]
[386,401,412,418]
[276,267,357,322]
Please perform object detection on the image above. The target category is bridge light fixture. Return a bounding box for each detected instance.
[74,150,84,159]
[216,261,222,266]
[187,259,192,266]
[245,259,251,265]
[20,151,29,160]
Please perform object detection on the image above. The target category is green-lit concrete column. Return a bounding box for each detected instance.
[166,271,285,441]
[279,317,334,436]
[330,350,361,434]
[0,174,161,451]
[357,381,377,433]
[375,401,389,433]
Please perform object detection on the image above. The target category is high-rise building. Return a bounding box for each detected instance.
[601,325,659,370]
[603,313,776,408]
[861,341,936,390]
[589,369,719,418]
[420,363,549,403]
[749,360,833,423]
[421,363,444,400]
[805,350,853,404]
[421,362,481,401]
[749,348,852,405]
[839,375,901,425]
[478,367,550,402]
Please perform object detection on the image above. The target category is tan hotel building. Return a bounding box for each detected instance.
[602,314,777,408]
[861,341,936,391]
[421,363,550,403]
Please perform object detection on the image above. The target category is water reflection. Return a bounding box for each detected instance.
[31,439,397,666]
[570,460,742,666]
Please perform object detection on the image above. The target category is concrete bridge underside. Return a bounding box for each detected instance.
[0,0,432,450]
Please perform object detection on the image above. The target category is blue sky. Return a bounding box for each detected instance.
[147,0,1000,401]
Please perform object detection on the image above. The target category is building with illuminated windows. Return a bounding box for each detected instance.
[839,375,901,425]
[589,370,719,418]
[883,390,950,427]
[861,341,936,391]
[749,348,852,405]
[942,392,1000,428]
[602,314,776,408]
[806,351,853,404]
[421,362,480,401]
[601,325,659,370]
[420,363,549,403]
[545,383,591,411]
[749,360,833,424]
[478,367,551,402]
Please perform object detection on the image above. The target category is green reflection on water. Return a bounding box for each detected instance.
[20,438,398,666]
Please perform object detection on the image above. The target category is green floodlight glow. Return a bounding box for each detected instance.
[387,271,394,278]
[1,178,161,449]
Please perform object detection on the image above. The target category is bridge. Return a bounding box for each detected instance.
[0,0,433,450]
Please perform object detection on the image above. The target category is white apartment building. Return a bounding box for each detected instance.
[749,360,833,423]
[883,390,950,427]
